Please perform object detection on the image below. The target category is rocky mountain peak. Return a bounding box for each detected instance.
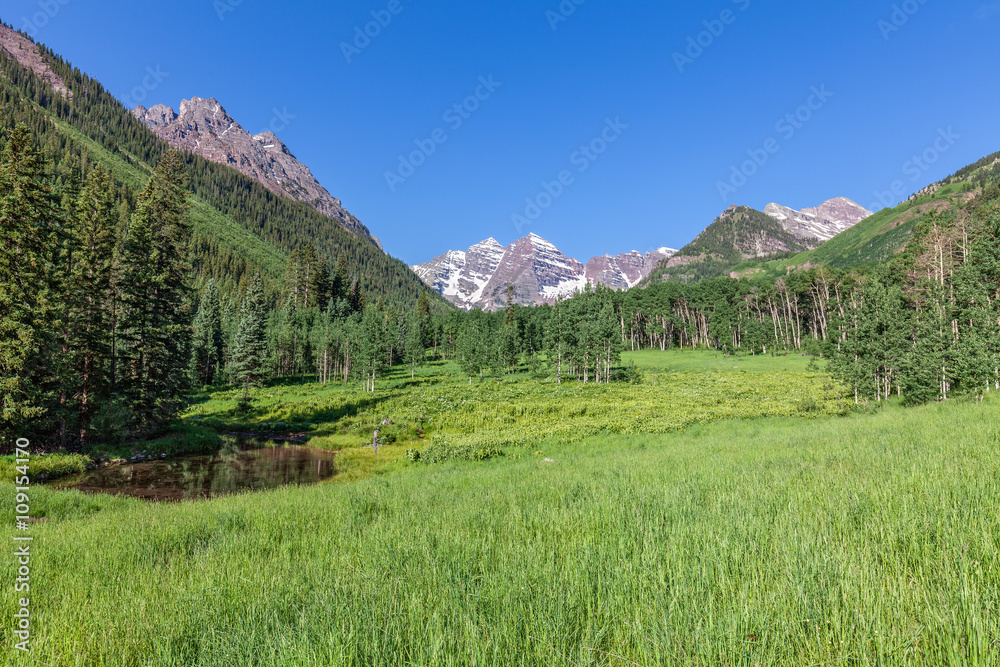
[133,96,380,249]
[472,237,504,251]
[132,104,177,128]
[764,197,871,244]
[412,236,677,310]
[252,131,283,146]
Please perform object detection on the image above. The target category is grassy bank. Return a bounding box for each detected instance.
[2,386,998,665]
[0,453,90,482]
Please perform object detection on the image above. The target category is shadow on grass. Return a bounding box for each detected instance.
[198,392,405,437]
[305,393,404,427]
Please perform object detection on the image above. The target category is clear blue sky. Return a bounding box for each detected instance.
[5,0,1000,264]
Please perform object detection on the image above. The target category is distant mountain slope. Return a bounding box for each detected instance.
[583,249,676,290]
[0,21,435,308]
[134,98,380,248]
[413,235,676,309]
[763,197,872,244]
[732,154,1000,278]
[412,238,507,308]
[642,205,812,284]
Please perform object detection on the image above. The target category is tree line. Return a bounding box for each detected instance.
[178,195,1000,410]
[4,111,999,454]
[0,123,431,450]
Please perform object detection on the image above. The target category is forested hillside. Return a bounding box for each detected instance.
[0,21,436,308]
[641,205,811,284]
[0,21,454,451]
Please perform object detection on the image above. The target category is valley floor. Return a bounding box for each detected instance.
[2,351,998,666]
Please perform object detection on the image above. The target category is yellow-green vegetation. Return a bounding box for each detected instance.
[186,351,846,457]
[2,376,999,665]
[623,348,826,374]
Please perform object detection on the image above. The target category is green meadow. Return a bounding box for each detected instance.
[2,350,998,666]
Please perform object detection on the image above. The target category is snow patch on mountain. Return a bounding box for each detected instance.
[412,236,677,310]
[764,197,872,244]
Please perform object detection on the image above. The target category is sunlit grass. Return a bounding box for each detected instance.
[0,453,90,481]
[2,351,996,665]
[621,348,827,374]
[184,352,847,457]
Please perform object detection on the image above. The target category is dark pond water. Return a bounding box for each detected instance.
[53,440,336,501]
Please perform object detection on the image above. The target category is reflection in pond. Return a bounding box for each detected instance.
[54,440,335,501]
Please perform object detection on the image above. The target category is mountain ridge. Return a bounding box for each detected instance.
[413,234,677,310]
[0,20,438,309]
[763,197,872,245]
[641,197,872,285]
[133,96,381,248]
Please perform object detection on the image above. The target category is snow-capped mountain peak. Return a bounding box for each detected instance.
[412,236,677,310]
[764,197,872,244]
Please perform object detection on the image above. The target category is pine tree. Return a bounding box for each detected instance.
[115,151,192,434]
[416,288,432,347]
[348,279,362,313]
[330,253,349,305]
[229,275,269,405]
[0,124,60,440]
[65,166,116,445]
[190,279,225,386]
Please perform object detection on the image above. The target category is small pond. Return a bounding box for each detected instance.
[52,439,336,501]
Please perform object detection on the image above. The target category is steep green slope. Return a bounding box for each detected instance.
[730,152,1000,279]
[0,21,443,308]
[48,110,289,287]
[642,205,810,284]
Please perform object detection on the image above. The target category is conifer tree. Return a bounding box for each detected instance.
[416,288,432,347]
[115,151,192,433]
[190,279,225,386]
[229,275,269,402]
[330,253,349,305]
[65,166,117,444]
[0,124,60,439]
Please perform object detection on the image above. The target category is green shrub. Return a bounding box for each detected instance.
[417,443,505,464]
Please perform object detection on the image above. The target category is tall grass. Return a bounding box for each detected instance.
[2,397,998,665]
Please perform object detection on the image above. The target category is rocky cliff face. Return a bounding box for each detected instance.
[133,97,380,248]
[764,197,872,244]
[412,235,677,310]
[479,234,587,310]
[584,249,675,290]
[0,24,71,99]
[411,238,506,308]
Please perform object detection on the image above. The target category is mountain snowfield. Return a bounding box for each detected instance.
[413,198,871,309]
[412,234,677,310]
[763,197,873,244]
